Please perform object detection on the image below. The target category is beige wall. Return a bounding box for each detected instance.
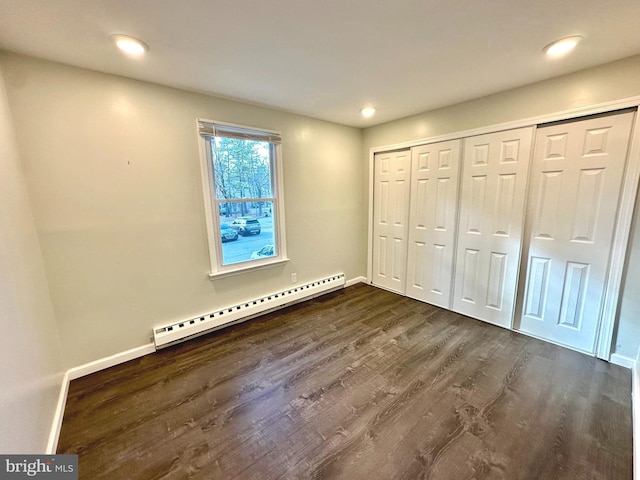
[0,52,366,367]
[364,55,640,148]
[363,54,640,359]
[0,62,64,453]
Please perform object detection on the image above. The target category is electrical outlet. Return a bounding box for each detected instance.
[291,273,297,283]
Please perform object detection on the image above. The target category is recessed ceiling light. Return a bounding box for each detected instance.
[111,34,149,55]
[543,36,582,57]
[361,107,376,118]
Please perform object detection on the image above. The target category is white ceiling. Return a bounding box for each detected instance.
[1,0,640,127]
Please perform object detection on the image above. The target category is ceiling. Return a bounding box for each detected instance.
[1,0,640,128]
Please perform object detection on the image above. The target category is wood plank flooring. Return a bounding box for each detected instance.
[57,284,633,480]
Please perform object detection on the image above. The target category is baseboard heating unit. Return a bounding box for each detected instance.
[153,273,346,349]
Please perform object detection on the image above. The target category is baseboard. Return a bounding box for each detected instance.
[66,343,156,381]
[610,353,635,369]
[346,276,367,287]
[45,371,70,454]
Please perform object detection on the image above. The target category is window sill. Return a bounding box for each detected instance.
[208,257,290,280]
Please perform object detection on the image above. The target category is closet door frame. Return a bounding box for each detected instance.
[596,111,640,359]
[367,95,640,361]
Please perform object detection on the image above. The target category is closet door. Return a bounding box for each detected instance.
[517,111,635,353]
[453,128,533,327]
[406,140,461,307]
[372,150,411,294]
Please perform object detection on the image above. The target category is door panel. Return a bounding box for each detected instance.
[452,128,534,327]
[405,140,461,307]
[516,111,635,352]
[372,150,411,293]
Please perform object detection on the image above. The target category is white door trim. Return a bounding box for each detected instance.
[597,110,640,359]
[367,95,640,362]
[368,96,640,155]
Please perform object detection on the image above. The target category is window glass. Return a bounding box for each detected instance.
[212,137,273,200]
[219,202,276,265]
[198,120,286,275]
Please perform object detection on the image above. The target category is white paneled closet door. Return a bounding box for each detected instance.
[453,128,534,328]
[517,111,635,353]
[406,140,461,308]
[372,150,411,294]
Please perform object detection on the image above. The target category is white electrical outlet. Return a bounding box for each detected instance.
[291,273,297,283]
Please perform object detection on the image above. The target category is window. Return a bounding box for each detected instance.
[197,119,287,277]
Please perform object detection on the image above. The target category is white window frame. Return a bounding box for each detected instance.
[197,118,288,278]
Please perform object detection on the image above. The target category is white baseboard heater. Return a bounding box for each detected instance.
[153,273,346,349]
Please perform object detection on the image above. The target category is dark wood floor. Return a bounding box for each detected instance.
[57,284,632,480]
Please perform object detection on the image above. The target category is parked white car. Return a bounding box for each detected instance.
[250,244,274,259]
